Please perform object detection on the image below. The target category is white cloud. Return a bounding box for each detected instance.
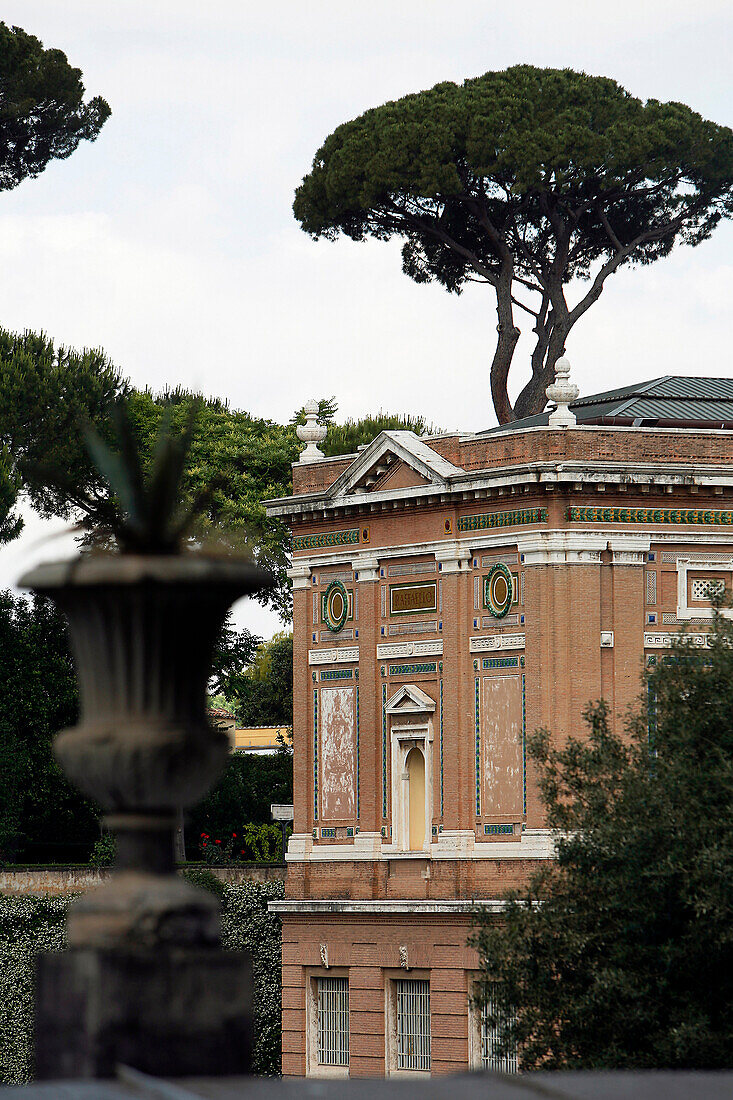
[0,0,730,637]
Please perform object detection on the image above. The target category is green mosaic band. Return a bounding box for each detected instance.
[388,662,437,676]
[292,528,360,552]
[568,506,733,525]
[458,507,547,532]
[320,669,353,680]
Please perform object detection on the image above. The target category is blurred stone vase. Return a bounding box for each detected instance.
[21,551,272,1078]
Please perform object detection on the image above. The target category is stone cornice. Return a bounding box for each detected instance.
[265,458,733,520]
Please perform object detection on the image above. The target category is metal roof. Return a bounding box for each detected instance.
[479,376,733,435]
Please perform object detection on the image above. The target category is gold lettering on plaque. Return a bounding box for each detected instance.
[390,582,437,615]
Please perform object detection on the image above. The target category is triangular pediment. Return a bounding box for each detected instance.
[325,431,463,502]
[385,684,436,715]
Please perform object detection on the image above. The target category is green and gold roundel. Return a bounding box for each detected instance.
[484,563,513,618]
[323,580,348,632]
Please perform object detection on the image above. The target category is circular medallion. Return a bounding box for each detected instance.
[484,563,513,618]
[324,580,348,632]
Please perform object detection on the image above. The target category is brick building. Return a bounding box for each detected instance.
[265,371,733,1078]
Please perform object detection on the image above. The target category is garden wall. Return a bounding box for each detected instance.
[0,863,286,896]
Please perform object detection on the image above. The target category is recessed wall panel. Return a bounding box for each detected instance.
[320,685,356,821]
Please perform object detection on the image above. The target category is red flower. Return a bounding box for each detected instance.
[215,839,221,845]
[232,832,237,837]
[202,841,207,847]
[240,849,245,855]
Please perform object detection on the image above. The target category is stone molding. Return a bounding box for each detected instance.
[469,634,525,653]
[289,528,731,576]
[644,631,712,649]
[285,829,555,862]
[308,647,359,665]
[376,641,443,659]
[434,545,473,573]
[286,564,311,589]
[355,555,380,582]
[676,556,733,622]
[269,899,508,914]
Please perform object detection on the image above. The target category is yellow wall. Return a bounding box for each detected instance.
[230,726,289,752]
[407,746,425,850]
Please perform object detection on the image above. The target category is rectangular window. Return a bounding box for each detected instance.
[396,978,430,1071]
[317,977,349,1067]
[480,983,517,1074]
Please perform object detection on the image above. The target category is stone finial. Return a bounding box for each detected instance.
[546,356,579,428]
[296,398,327,463]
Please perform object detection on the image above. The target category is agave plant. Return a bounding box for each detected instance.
[83,399,211,554]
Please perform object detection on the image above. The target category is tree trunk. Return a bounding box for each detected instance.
[490,263,521,424]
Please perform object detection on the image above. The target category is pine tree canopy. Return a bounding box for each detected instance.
[294,65,733,424]
[0,22,110,191]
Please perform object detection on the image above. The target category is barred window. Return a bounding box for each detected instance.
[395,978,430,1071]
[481,983,517,1073]
[317,977,349,1067]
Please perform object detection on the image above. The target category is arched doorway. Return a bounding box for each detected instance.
[406,746,425,851]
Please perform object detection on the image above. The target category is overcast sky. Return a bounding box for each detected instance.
[0,0,731,637]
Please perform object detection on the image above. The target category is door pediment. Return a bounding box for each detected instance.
[385,684,436,715]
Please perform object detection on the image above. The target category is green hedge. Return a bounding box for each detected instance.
[0,878,284,1084]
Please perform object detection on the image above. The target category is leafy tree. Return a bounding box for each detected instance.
[209,614,261,699]
[0,22,109,194]
[224,632,293,728]
[187,750,293,849]
[0,446,21,544]
[471,608,733,1069]
[0,329,126,539]
[291,398,442,456]
[294,65,733,423]
[0,591,99,863]
[0,329,438,614]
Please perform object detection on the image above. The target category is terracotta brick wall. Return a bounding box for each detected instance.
[280,911,480,1078]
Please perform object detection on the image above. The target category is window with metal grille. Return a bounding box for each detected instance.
[317,977,349,1067]
[396,978,430,1071]
[480,984,517,1073]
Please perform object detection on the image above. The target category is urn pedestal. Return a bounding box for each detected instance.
[21,554,271,1078]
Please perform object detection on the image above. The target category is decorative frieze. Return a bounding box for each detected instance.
[309,647,359,665]
[481,657,520,669]
[469,634,525,653]
[458,507,547,533]
[482,614,519,628]
[319,569,354,584]
[388,562,435,576]
[293,528,360,552]
[644,632,712,649]
[320,669,353,681]
[388,662,437,676]
[376,641,443,659]
[387,621,438,636]
[568,506,733,526]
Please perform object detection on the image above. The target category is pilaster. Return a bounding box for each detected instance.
[288,563,311,835]
[435,545,472,832]
[354,555,380,836]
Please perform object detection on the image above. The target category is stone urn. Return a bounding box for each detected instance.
[20,552,272,949]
